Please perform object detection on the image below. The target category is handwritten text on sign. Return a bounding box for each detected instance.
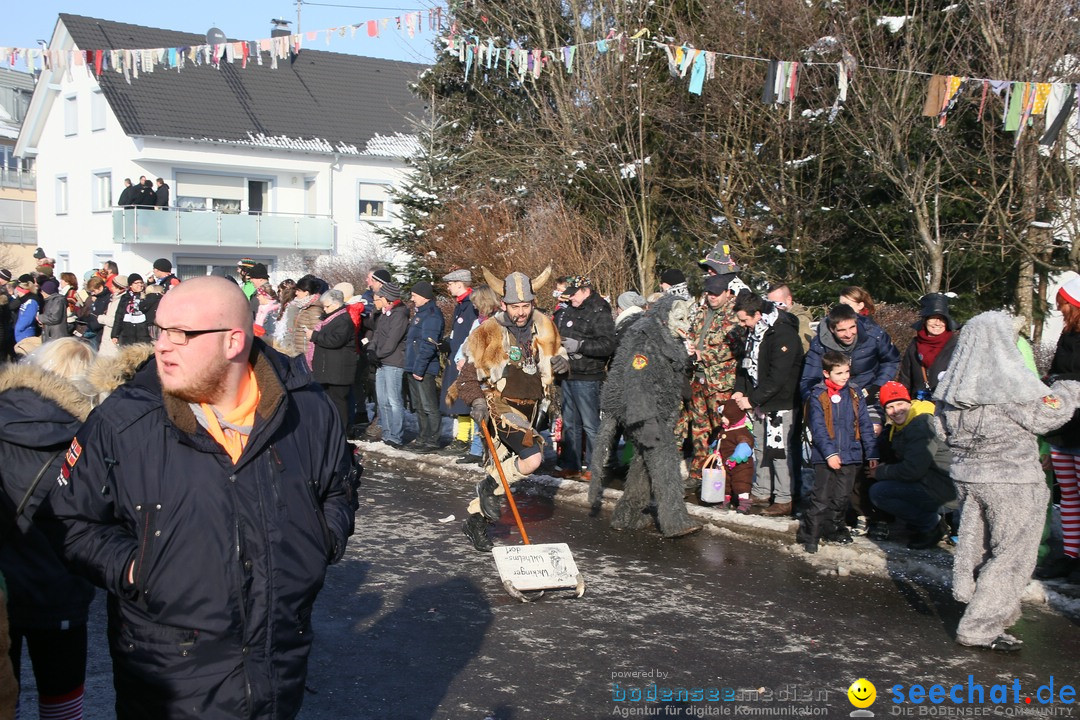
[492,543,580,591]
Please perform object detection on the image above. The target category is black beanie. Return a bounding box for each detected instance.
[128,273,144,286]
[153,258,172,273]
[660,268,686,286]
[411,280,435,301]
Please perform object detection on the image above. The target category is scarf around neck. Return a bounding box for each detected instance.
[916,327,952,369]
[824,377,847,399]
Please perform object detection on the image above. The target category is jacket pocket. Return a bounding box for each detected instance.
[133,503,161,597]
[305,479,334,562]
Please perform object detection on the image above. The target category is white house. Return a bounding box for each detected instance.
[14,13,427,281]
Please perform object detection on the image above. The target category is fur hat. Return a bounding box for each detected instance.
[1058,277,1080,308]
[377,281,402,301]
[482,265,552,304]
[441,268,472,283]
[617,291,647,311]
[153,258,172,273]
[915,293,957,331]
[659,269,685,287]
[879,381,911,407]
[411,280,435,301]
[698,242,740,274]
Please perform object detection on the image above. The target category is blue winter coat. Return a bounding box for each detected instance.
[47,339,359,719]
[440,292,478,414]
[800,315,900,400]
[806,381,879,465]
[405,301,444,377]
[14,296,38,342]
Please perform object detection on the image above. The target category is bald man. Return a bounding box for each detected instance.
[48,277,359,719]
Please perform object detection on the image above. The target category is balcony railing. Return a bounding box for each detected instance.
[112,208,334,250]
[0,167,35,191]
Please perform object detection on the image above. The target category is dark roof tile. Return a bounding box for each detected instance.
[59,13,428,154]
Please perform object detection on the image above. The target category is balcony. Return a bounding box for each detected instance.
[111,208,334,250]
[0,167,35,191]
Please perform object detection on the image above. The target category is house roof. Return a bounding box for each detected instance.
[58,13,429,156]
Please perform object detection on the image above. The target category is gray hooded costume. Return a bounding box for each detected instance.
[589,295,700,537]
[935,311,1080,648]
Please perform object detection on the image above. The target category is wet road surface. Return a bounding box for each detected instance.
[19,461,1080,718]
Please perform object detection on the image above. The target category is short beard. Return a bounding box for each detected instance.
[159,354,231,405]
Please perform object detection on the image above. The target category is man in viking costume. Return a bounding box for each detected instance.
[450,267,570,551]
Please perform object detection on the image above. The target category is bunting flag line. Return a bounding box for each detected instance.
[0,7,443,82]
[441,29,1078,146]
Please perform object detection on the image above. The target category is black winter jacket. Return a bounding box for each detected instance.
[1048,330,1080,448]
[441,293,478,415]
[47,340,358,719]
[734,310,804,412]
[0,364,95,630]
[372,301,408,369]
[556,291,616,381]
[310,309,357,386]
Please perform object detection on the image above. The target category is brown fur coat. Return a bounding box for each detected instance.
[449,310,565,407]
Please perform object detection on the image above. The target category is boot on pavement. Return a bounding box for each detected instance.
[462,513,494,552]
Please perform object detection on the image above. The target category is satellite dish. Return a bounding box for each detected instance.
[206,27,227,45]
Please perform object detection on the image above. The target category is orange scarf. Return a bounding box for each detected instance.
[199,366,261,464]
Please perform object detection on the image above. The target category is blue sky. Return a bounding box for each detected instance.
[2,1,441,68]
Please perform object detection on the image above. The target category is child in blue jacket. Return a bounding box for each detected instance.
[799,350,878,552]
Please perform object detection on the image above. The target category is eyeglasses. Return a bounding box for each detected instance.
[154,325,233,346]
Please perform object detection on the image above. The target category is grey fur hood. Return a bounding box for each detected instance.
[935,311,1047,408]
[85,343,155,402]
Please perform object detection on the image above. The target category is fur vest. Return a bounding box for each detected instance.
[452,310,565,406]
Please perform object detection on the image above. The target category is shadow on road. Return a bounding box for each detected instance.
[353,575,494,719]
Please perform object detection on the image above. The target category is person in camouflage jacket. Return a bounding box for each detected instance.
[677,273,742,482]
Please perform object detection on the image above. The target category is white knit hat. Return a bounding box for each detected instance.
[1058,276,1080,308]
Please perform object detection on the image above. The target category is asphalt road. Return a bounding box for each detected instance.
[17,459,1080,719]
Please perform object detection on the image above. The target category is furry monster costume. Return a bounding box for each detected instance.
[589,295,700,537]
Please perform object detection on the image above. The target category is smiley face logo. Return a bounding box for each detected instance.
[848,679,876,708]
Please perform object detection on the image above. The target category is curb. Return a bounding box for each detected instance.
[354,440,1080,620]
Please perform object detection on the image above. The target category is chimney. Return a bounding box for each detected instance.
[270,18,292,38]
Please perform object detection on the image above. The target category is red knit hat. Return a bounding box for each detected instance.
[879,380,911,407]
[1058,276,1080,308]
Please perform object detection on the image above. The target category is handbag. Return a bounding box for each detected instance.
[700,453,727,504]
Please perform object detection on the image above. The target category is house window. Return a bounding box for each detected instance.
[55,176,68,214]
[176,196,207,210]
[91,171,112,212]
[64,95,77,136]
[90,90,106,132]
[357,182,388,219]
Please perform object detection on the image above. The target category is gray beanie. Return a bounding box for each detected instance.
[441,268,472,283]
[617,291,647,311]
[377,281,402,301]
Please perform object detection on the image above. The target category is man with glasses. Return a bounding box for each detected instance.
[48,276,359,719]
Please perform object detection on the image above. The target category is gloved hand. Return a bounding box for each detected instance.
[731,442,752,464]
[562,337,582,354]
[550,354,570,375]
[470,398,490,424]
